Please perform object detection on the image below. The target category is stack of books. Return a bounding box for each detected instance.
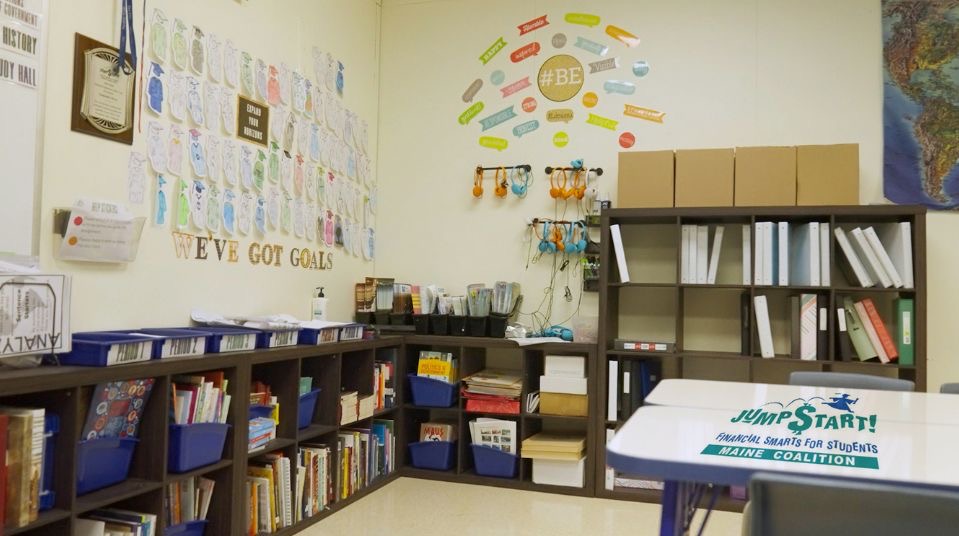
[249,380,278,452]
[77,509,157,536]
[521,433,586,487]
[165,476,214,527]
[249,417,276,452]
[296,444,335,522]
[462,369,522,414]
[339,390,359,424]
[247,452,294,534]
[250,381,279,423]
[173,371,231,425]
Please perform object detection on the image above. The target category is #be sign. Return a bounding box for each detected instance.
[537,54,584,102]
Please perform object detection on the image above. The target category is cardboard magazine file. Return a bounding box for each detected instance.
[734,146,797,206]
[675,148,734,207]
[618,150,675,208]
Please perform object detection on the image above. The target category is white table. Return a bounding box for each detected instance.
[645,378,959,426]
[607,382,959,536]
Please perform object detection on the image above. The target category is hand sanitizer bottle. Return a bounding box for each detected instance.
[311,287,327,320]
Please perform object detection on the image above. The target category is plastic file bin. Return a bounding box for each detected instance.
[39,413,58,510]
[76,437,138,495]
[255,328,300,348]
[407,374,457,407]
[122,328,210,359]
[449,315,467,336]
[468,316,488,337]
[249,404,273,420]
[185,326,258,353]
[471,444,518,478]
[408,441,456,471]
[298,327,339,345]
[164,519,208,536]
[338,324,365,341]
[59,332,154,367]
[412,314,430,334]
[168,423,231,473]
[430,314,449,335]
[297,389,322,429]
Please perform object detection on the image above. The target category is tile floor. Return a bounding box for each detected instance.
[298,478,743,536]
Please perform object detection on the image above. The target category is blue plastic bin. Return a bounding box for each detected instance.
[184,327,258,353]
[297,389,322,429]
[168,423,231,473]
[76,437,138,495]
[249,404,273,420]
[255,328,300,348]
[407,374,457,408]
[164,519,208,536]
[409,441,456,471]
[39,414,58,510]
[59,332,154,367]
[134,329,210,359]
[471,444,518,478]
[298,327,339,345]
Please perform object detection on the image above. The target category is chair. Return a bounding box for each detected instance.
[747,472,959,536]
[941,383,959,394]
[788,371,914,392]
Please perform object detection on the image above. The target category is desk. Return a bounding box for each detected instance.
[607,382,959,536]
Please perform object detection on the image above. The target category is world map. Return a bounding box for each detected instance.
[884,0,959,209]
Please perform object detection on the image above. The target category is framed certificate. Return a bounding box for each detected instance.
[70,33,136,145]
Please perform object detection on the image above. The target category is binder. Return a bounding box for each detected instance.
[880,222,913,289]
[895,298,914,366]
[777,222,789,286]
[789,222,820,286]
[864,226,904,288]
[834,227,873,287]
[853,300,888,363]
[696,225,709,284]
[688,225,698,285]
[740,291,751,355]
[836,306,852,361]
[861,298,898,361]
[850,227,891,288]
[817,306,828,361]
[742,224,751,285]
[606,361,618,421]
[754,295,775,358]
[680,225,691,283]
[610,224,630,283]
[763,222,774,286]
[842,297,877,361]
[799,294,817,360]
[754,222,765,285]
[707,225,724,284]
[819,222,831,286]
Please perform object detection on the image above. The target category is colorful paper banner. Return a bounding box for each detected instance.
[565,13,601,27]
[522,96,538,112]
[633,60,650,77]
[500,76,532,97]
[606,25,640,47]
[518,15,549,35]
[574,37,609,56]
[603,80,636,95]
[547,109,574,123]
[458,101,485,125]
[462,78,483,102]
[480,37,507,65]
[589,57,619,73]
[624,104,666,123]
[479,105,518,131]
[479,136,509,151]
[512,120,540,138]
[586,113,618,130]
[510,42,541,63]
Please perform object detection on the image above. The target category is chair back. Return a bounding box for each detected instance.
[749,472,959,536]
[788,371,914,392]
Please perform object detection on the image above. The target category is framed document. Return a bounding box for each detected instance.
[71,33,136,145]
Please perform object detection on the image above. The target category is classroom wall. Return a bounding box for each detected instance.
[376,0,959,390]
[37,0,381,329]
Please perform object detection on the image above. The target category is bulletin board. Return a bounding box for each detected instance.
[0,0,48,256]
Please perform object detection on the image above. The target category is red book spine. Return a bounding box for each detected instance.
[862,298,899,361]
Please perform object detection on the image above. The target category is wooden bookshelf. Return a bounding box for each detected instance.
[595,205,926,507]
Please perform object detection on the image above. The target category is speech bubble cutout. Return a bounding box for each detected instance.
[603,80,636,95]
[582,92,599,108]
[565,13,601,27]
[518,14,549,35]
[546,109,574,123]
[462,78,483,102]
[552,33,567,48]
[574,36,609,56]
[512,120,540,138]
[553,132,569,148]
[619,132,636,148]
[458,101,485,125]
[500,76,532,97]
[480,37,507,65]
[606,25,640,47]
[633,60,650,77]
[479,136,508,151]
[510,42,541,63]
[624,104,666,123]
[490,70,506,85]
[589,57,619,74]
[586,113,618,130]
[478,105,518,131]
[522,96,538,113]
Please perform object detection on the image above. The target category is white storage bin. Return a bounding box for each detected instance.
[532,456,585,488]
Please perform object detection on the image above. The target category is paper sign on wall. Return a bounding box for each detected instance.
[237,94,269,146]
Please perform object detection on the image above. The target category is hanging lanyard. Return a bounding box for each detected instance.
[114,0,137,75]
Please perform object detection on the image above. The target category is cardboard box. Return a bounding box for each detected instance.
[796,144,859,205]
[540,393,587,417]
[675,148,734,207]
[618,150,674,208]
[539,375,587,395]
[532,456,585,488]
[734,146,797,206]
[544,355,586,378]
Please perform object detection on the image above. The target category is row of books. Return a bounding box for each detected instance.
[297,444,335,522]
[373,360,396,410]
[605,359,662,422]
[337,421,396,499]
[748,222,831,286]
[680,224,726,284]
[247,452,294,534]
[76,508,157,536]
[164,476,214,527]
[172,372,230,425]
[835,224,914,289]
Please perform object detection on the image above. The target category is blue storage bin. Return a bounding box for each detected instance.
[471,444,518,478]
[184,326,258,353]
[409,441,456,471]
[297,389,322,429]
[255,328,300,348]
[407,374,457,408]
[59,332,154,367]
[39,413,58,510]
[298,327,339,345]
[76,437,138,495]
[164,519,207,536]
[134,329,210,359]
[249,404,273,420]
[168,423,231,473]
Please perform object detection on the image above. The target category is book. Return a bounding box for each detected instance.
[834,227,873,287]
[680,225,691,284]
[2,410,30,527]
[763,222,774,286]
[850,227,892,288]
[895,298,915,366]
[819,222,831,286]
[610,224,630,283]
[879,222,914,289]
[26,407,42,522]
[836,307,852,361]
[842,297,878,361]
[799,294,817,360]
[742,224,751,285]
[419,422,456,442]
[777,221,789,286]
[696,225,709,284]
[754,295,775,358]
[706,225,724,284]
[864,226,903,288]
[852,299,887,363]
[789,222,820,286]
[860,298,898,362]
[416,351,457,383]
[82,378,155,439]
[520,432,585,455]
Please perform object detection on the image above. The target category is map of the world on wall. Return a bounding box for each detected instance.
[884,0,959,209]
